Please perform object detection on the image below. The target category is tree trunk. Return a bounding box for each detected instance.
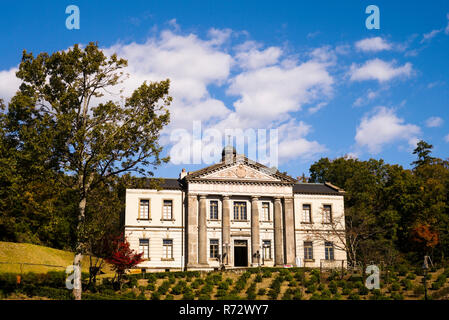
[73,196,87,300]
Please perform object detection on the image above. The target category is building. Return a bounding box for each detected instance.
[124,147,347,271]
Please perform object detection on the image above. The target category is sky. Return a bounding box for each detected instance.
[0,0,448,179]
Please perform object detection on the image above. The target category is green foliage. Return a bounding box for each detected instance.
[348,293,360,300]
[257,288,266,296]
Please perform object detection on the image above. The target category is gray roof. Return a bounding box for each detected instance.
[135,178,183,190]
[137,178,343,195]
[293,183,344,195]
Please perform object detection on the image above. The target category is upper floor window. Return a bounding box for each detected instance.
[139,199,150,220]
[210,239,219,258]
[210,201,218,220]
[325,241,334,261]
[323,205,332,224]
[262,202,270,221]
[162,200,173,220]
[163,239,173,259]
[304,241,313,260]
[233,202,247,220]
[302,204,312,223]
[139,239,149,259]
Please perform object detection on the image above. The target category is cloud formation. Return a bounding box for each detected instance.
[425,116,444,128]
[355,107,421,153]
[349,59,413,83]
[355,37,392,52]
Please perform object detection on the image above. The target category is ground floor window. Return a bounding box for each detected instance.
[262,240,271,260]
[325,241,334,260]
[304,241,313,260]
[210,239,219,258]
[163,239,173,259]
[139,239,149,259]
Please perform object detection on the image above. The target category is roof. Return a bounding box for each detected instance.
[132,178,183,190]
[293,182,345,195]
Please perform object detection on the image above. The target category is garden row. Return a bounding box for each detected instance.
[1,266,449,300]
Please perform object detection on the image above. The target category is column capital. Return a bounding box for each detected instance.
[199,195,207,199]
[222,195,231,200]
[251,196,259,201]
[188,193,198,198]
[274,197,282,202]
[283,196,294,201]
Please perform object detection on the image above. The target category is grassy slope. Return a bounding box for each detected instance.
[0,241,101,274]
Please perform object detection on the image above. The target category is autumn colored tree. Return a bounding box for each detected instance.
[411,223,439,254]
[106,234,144,287]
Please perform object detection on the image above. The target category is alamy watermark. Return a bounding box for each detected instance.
[365,5,380,30]
[65,265,81,290]
[365,264,380,289]
[66,5,80,30]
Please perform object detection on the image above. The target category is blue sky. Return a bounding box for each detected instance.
[1,0,448,179]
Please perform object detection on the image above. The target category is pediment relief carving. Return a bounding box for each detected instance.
[202,164,281,181]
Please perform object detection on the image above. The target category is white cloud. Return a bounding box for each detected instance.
[445,134,449,143]
[426,116,444,128]
[227,59,333,122]
[355,107,421,153]
[355,37,392,52]
[349,59,413,83]
[308,102,328,114]
[276,120,326,162]
[0,67,21,103]
[104,29,234,130]
[421,29,442,43]
[235,42,282,70]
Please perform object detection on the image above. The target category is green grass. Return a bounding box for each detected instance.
[0,241,95,274]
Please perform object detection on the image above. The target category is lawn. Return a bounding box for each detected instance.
[0,241,106,274]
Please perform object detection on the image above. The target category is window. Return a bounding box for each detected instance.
[139,199,149,220]
[210,201,218,220]
[210,239,219,258]
[323,205,332,223]
[302,204,311,223]
[162,200,173,220]
[325,242,334,261]
[233,202,247,220]
[262,240,272,260]
[304,241,313,260]
[262,202,270,221]
[163,239,173,259]
[139,239,149,260]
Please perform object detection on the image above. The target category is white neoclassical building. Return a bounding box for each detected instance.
[124,147,347,271]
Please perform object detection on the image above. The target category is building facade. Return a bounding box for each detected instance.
[124,148,347,271]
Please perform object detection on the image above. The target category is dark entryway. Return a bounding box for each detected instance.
[234,240,248,267]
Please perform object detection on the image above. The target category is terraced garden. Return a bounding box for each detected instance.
[2,265,449,300]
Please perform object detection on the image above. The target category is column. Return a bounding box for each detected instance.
[251,196,260,266]
[274,197,284,266]
[198,195,208,265]
[283,196,295,265]
[186,194,198,267]
[222,195,231,265]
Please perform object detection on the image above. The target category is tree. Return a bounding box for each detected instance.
[105,234,144,288]
[411,223,439,253]
[412,140,435,168]
[9,42,172,299]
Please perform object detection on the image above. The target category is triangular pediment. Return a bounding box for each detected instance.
[203,163,281,181]
[185,156,296,184]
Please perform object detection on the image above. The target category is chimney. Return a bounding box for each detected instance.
[179,168,187,179]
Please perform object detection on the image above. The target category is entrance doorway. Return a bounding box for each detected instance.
[234,240,248,267]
